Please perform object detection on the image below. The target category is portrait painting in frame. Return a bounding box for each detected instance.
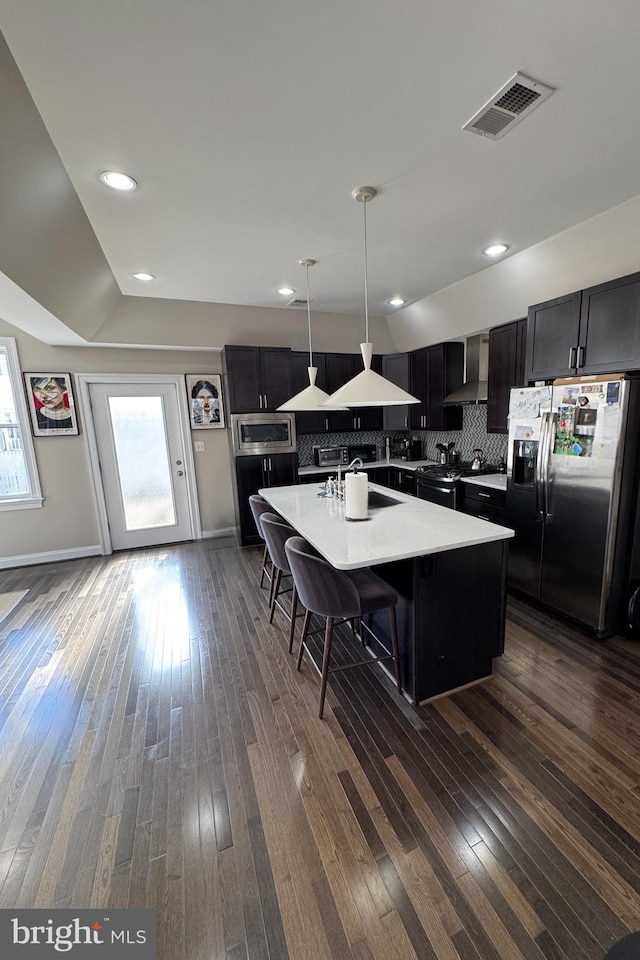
[186,374,225,429]
[24,373,79,436]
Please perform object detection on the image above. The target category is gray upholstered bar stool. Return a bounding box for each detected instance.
[248,494,275,589]
[260,513,304,653]
[285,536,402,718]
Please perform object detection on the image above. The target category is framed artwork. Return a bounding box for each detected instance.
[24,373,79,436]
[186,374,225,429]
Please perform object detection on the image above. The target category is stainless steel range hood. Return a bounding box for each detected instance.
[442,334,488,404]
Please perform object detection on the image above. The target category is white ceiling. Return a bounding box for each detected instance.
[2,0,640,319]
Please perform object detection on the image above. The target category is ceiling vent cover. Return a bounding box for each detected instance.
[463,72,555,140]
[287,297,311,307]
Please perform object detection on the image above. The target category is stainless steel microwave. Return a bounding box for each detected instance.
[230,412,297,457]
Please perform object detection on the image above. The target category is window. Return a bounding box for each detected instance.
[0,337,42,509]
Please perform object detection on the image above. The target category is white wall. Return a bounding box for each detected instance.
[389,192,640,352]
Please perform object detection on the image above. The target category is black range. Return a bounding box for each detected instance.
[415,462,499,510]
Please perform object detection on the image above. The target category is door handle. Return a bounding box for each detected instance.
[263,394,268,409]
[325,417,329,431]
[535,412,549,521]
[478,491,490,498]
[176,459,182,465]
[177,470,184,477]
[577,346,585,367]
[404,416,408,428]
[568,347,577,368]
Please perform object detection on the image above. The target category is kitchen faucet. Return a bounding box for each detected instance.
[337,457,363,498]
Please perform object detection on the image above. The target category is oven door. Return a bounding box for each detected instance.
[416,478,459,510]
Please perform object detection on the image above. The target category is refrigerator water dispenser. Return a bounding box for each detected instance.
[512,440,538,486]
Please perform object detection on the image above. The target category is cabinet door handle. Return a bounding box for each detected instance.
[568,347,577,368]
[404,415,408,428]
[325,417,329,431]
[259,394,263,409]
[478,491,491,498]
[577,346,585,367]
[268,458,272,472]
[478,515,492,522]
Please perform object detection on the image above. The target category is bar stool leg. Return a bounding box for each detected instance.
[389,605,402,692]
[269,569,282,624]
[297,609,312,670]
[259,544,269,588]
[288,584,298,654]
[319,617,334,719]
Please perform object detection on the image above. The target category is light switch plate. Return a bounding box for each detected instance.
[194,440,205,452]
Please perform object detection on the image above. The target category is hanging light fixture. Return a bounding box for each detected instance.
[321,187,420,407]
[277,259,348,411]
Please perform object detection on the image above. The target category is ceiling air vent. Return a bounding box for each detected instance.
[463,72,555,140]
[287,297,311,307]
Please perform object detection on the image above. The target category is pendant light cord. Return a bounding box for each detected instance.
[306,262,313,366]
[362,197,369,344]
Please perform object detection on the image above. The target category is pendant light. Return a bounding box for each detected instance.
[277,259,347,411]
[321,187,420,407]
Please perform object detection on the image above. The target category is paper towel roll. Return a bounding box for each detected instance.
[345,471,368,521]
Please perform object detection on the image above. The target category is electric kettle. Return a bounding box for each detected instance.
[471,448,485,471]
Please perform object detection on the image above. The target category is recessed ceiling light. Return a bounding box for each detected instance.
[277,287,295,296]
[388,297,406,307]
[99,170,138,191]
[483,243,509,257]
[132,272,155,281]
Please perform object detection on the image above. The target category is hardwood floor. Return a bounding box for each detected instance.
[1,539,640,959]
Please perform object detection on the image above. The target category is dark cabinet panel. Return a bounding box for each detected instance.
[408,348,428,429]
[487,318,527,434]
[462,483,506,524]
[525,292,582,382]
[291,351,329,434]
[578,272,640,374]
[426,343,463,431]
[234,453,298,545]
[384,467,417,496]
[324,352,355,432]
[382,353,410,431]
[223,345,292,413]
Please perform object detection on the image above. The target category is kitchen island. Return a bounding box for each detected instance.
[259,481,514,704]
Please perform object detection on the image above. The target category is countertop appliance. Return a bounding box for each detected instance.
[230,412,296,457]
[314,445,349,467]
[347,443,377,463]
[415,461,499,510]
[505,375,640,638]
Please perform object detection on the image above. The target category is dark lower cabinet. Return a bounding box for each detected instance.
[462,483,506,524]
[487,318,527,434]
[234,453,298,545]
[384,467,417,496]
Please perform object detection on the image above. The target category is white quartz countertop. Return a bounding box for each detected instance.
[259,481,514,570]
[461,474,507,491]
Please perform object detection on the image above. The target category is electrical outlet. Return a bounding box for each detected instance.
[194,440,205,452]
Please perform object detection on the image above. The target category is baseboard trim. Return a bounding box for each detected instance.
[0,545,102,570]
[201,527,237,540]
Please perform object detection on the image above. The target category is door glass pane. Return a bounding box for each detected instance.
[109,396,176,530]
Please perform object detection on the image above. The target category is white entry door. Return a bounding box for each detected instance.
[88,381,194,550]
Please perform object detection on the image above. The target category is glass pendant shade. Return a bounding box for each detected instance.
[322,186,419,408]
[277,259,348,412]
[321,342,419,407]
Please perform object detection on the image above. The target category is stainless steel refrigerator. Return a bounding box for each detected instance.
[505,374,640,637]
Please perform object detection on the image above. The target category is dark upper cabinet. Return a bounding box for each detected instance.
[525,292,582,382]
[234,453,298,545]
[487,318,527,434]
[408,348,428,429]
[324,352,356,432]
[526,271,640,382]
[409,343,463,430]
[578,272,640,375]
[426,342,463,431]
[291,351,329,434]
[382,353,410,431]
[357,353,383,431]
[223,345,292,412]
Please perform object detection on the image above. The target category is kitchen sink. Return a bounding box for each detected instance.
[368,490,402,509]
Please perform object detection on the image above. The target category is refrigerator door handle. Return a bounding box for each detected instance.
[535,412,549,521]
[541,411,557,522]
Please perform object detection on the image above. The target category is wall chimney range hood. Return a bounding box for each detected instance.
[442,334,489,404]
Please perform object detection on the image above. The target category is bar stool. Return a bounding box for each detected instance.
[260,514,304,653]
[248,494,274,589]
[284,536,402,718]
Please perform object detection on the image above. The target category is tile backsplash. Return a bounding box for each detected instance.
[296,405,507,466]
